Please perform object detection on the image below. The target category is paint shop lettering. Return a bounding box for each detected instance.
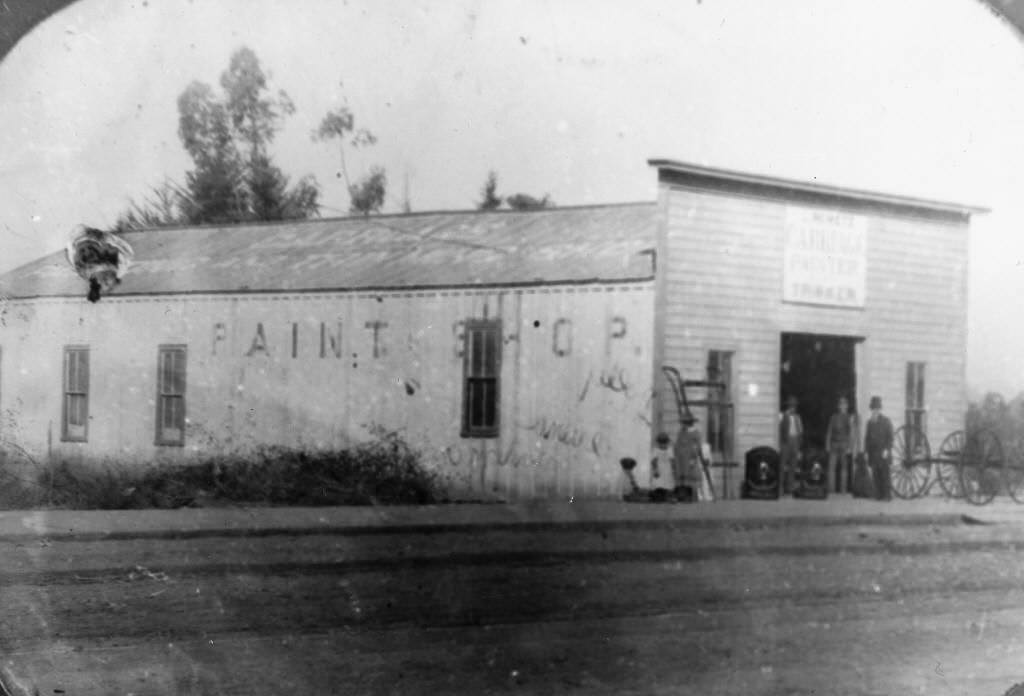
[214,315,630,359]
[212,321,351,359]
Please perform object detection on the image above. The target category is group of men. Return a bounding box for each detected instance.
[642,393,895,502]
[779,394,894,501]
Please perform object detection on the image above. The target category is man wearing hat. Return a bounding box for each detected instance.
[778,396,803,495]
[864,395,894,501]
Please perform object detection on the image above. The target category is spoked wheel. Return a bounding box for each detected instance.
[890,424,931,499]
[936,430,966,499]
[960,428,1003,506]
[1005,441,1024,505]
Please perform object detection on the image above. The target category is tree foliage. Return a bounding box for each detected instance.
[474,170,552,211]
[348,167,387,216]
[477,170,502,210]
[115,180,188,232]
[118,47,320,230]
[505,192,554,211]
[965,391,1024,445]
[312,102,384,215]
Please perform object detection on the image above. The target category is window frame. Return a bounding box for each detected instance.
[905,361,926,432]
[61,345,90,442]
[460,319,502,439]
[706,350,735,461]
[155,344,187,447]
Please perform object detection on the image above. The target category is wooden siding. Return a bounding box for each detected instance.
[657,185,969,497]
[0,284,654,501]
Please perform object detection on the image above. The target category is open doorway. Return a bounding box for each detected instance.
[779,333,859,449]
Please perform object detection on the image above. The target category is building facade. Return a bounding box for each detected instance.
[0,162,984,501]
[0,205,656,500]
[649,161,983,498]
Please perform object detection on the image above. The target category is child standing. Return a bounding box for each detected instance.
[650,432,676,501]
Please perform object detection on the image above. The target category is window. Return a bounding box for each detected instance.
[461,320,501,438]
[156,345,187,446]
[906,361,926,432]
[62,346,89,442]
[706,350,734,461]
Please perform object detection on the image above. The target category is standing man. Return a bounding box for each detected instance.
[864,395,894,501]
[825,396,859,494]
[778,396,803,495]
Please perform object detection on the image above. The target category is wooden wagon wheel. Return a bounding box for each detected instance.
[1004,439,1024,505]
[960,428,1003,506]
[935,430,967,499]
[890,424,931,499]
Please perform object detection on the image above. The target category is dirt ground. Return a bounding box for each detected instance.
[1,515,1023,695]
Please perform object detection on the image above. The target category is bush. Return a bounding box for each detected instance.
[0,430,443,510]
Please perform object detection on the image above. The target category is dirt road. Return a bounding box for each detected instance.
[1,512,1023,695]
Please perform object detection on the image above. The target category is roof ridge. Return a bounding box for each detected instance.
[115,200,657,236]
[0,203,658,297]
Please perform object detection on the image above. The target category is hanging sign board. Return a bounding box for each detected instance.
[783,206,867,308]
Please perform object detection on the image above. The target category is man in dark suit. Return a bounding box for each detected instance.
[864,395,894,501]
[778,396,803,495]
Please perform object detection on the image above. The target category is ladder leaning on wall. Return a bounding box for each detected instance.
[661,365,735,499]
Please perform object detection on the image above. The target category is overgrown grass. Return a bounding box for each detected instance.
[0,430,444,510]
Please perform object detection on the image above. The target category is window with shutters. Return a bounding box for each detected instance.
[905,361,926,433]
[461,320,501,438]
[706,350,734,461]
[156,345,187,446]
[62,346,89,442]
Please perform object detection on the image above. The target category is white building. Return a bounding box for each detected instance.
[0,161,985,499]
[0,203,656,500]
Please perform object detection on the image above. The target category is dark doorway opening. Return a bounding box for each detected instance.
[780,333,859,450]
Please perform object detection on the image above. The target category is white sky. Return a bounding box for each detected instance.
[1,0,1024,396]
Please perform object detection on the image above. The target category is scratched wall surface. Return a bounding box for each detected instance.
[0,283,654,500]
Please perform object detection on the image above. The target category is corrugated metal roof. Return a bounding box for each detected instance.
[0,203,656,299]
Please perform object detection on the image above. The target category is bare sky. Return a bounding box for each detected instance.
[1,0,1023,395]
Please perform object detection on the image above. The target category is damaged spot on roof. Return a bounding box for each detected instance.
[65,225,134,303]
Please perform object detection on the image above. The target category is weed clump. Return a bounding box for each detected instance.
[0,429,442,510]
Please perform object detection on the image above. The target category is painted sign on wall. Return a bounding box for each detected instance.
[783,206,867,308]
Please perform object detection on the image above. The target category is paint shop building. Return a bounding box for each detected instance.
[0,161,984,499]
[0,204,657,500]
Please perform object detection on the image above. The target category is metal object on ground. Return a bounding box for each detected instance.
[793,448,828,500]
[742,446,780,500]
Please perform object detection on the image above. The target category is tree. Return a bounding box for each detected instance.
[115,180,188,232]
[120,46,320,228]
[477,170,502,210]
[348,167,387,215]
[312,100,384,215]
[506,193,554,211]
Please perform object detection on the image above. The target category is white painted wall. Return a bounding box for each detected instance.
[0,283,654,500]
[656,184,970,497]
